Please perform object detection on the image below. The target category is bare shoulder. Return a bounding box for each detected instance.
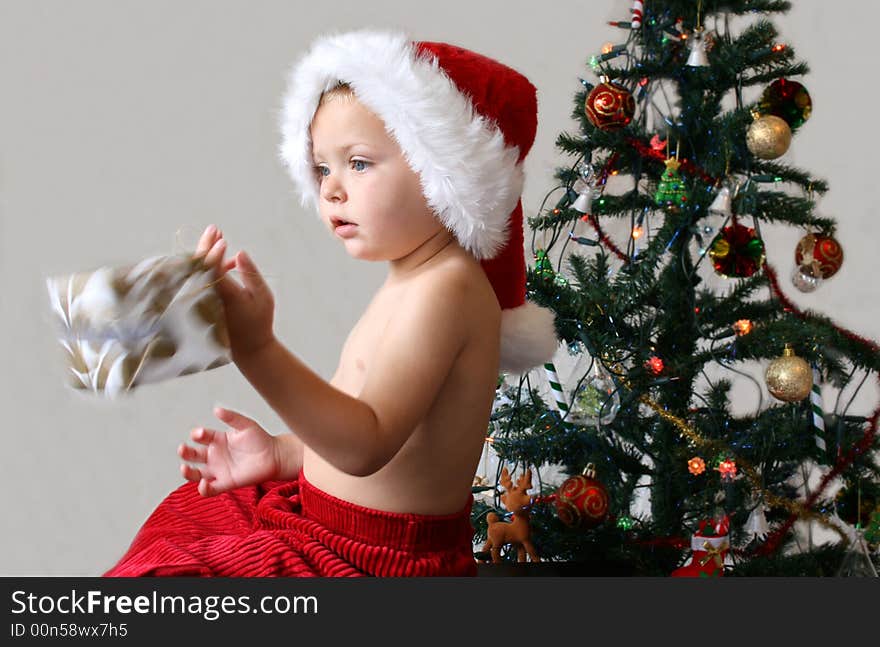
[409,252,501,323]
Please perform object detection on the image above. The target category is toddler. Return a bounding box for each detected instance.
[104,29,557,577]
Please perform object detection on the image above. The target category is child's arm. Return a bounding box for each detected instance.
[235,271,471,477]
[197,225,470,477]
[274,432,305,479]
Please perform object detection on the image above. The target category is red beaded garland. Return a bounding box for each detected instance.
[585,82,636,131]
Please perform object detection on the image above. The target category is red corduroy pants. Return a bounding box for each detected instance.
[104,469,477,577]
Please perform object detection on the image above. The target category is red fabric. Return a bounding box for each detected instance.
[480,200,527,311]
[415,40,536,309]
[104,469,478,577]
[413,41,538,163]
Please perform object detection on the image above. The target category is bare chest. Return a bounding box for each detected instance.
[329,292,397,397]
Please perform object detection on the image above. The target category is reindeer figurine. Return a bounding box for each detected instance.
[479,467,541,564]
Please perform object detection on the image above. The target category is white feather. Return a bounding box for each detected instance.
[45,278,70,328]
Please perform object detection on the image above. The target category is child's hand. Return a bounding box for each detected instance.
[194,224,276,361]
[178,407,281,497]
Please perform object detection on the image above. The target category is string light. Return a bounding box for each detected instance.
[733,319,753,335]
[634,380,848,541]
[688,457,706,475]
[567,138,878,555]
[645,356,664,375]
[599,44,628,61]
[632,226,644,239]
[716,459,738,481]
[525,0,880,560]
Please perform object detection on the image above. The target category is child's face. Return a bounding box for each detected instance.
[309,95,445,261]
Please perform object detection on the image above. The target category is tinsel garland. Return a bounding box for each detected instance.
[582,213,630,262]
[756,263,880,555]
[636,383,849,543]
[566,175,878,551]
[576,138,717,262]
[626,136,718,185]
[555,106,879,557]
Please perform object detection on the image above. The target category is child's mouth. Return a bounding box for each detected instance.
[333,220,358,238]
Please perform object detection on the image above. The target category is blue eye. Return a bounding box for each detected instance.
[352,159,370,172]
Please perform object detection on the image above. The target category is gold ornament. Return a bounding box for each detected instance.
[628,370,846,543]
[746,115,792,160]
[765,344,812,402]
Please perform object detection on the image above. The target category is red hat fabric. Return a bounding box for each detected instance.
[279,29,557,373]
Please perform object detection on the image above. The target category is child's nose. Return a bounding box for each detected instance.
[320,175,346,202]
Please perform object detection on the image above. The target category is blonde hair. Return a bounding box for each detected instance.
[318,81,356,107]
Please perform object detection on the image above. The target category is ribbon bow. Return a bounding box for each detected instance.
[699,541,726,568]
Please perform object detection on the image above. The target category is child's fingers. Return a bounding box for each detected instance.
[236,252,271,298]
[214,406,255,431]
[195,224,219,257]
[204,238,227,271]
[191,427,215,445]
[178,442,207,464]
[180,463,203,483]
[211,267,244,306]
[198,478,217,497]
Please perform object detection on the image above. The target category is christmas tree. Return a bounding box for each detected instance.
[472,0,880,576]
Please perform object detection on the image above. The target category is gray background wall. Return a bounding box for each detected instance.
[1,0,877,575]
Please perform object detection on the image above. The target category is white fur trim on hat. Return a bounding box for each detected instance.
[499,302,558,374]
[278,29,524,260]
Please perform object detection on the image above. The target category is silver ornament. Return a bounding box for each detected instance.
[791,265,821,293]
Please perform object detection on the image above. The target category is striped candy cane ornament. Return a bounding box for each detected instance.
[544,362,570,414]
[810,365,827,453]
[631,0,644,29]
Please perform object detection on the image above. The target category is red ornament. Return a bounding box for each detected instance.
[645,355,664,375]
[554,464,610,529]
[795,233,843,279]
[759,78,812,129]
[585,82,635,131]
[708,223,765,278]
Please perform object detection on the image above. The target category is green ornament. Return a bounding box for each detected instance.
[654,157,688,212]
[617,515,635,530]
[533,249,569,287]
[534,249,554,278]
[573,383,605,416]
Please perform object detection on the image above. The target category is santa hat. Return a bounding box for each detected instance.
[278,29,558,373]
